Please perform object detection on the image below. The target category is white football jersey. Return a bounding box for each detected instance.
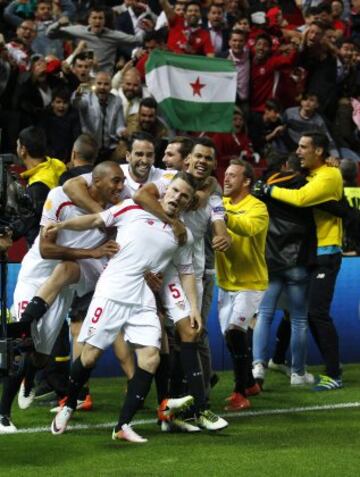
[154,176,225,276]
[19,187,107,280]
[120,164,175,196]
[95,199,193,307]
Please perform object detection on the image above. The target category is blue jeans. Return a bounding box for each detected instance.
[253,266,310,375]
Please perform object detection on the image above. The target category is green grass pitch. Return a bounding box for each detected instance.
[1,364,360,477]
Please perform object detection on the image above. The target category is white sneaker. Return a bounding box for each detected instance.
[0,415,17,434]
[268,359,291,377]
[161,418,201,433]
[112,424,148,443]
[253,362,266,382]
[51,405,73,435]
[18,380,36,410]
[290,372,315,385]
[197,410,228,431]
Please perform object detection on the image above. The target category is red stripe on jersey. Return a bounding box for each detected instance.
[56,201,75,220]
[113,204,143,218]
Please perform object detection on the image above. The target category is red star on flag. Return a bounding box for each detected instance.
[190,77,205,97]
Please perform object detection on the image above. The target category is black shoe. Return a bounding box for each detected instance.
[0,415,17,434]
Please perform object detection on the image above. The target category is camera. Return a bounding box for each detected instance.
[78,83,92,94]
[0,323,33,378]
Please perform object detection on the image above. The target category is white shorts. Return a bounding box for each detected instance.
[218,288,265,334]
[78,296,161,350]
[13,279,74,355]
[160,262,204,324]
[13,258,103,354]
[18,254,59,283]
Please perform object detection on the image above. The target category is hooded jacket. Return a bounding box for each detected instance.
[263,170,317,274]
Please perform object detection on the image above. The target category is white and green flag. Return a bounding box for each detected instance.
[145,50,237,132]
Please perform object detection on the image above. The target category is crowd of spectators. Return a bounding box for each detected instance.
[1,0,360,264]
[1,0,360,170]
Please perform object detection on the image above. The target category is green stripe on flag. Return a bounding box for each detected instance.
[146,50,235,74]
[158,98,235,133]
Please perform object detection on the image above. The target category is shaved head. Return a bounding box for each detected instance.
[95,71,111,83]
[90,161,125,206]
[121,68,142,100]
[122,67,141,83]
[92,160,122,180]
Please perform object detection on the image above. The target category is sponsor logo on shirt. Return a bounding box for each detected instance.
[162,173,176,180]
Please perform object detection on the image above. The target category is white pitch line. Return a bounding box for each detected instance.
[6,401,360,435]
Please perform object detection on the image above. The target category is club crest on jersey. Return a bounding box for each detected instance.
[146,219,155,226]
[176,300,186,310]
[88,326,96,337]
[44,199,53,211]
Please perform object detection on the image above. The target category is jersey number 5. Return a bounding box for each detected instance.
[169,283,181,299]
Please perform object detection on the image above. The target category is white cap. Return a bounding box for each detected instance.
[250,11,266,25]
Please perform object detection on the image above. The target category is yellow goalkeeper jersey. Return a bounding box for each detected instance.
[271,164,343,247]
[216,194,269,292]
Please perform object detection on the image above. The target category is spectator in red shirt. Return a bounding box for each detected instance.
[5,20,37,72]
[331,0,348,35]
[247,11,282,51]
[134,29,168,82]
[160,0,215,56]
[249,33,297,113]
[318,1,347,38]
[210,108,254,184]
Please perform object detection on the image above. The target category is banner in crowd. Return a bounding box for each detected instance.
[145,50,237,132]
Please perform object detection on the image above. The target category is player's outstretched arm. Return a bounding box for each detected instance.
[134,183,187,245]
[134,183,166,220]
[40,220,118,260]
[63,176,104,213]
[44,212,105,238]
